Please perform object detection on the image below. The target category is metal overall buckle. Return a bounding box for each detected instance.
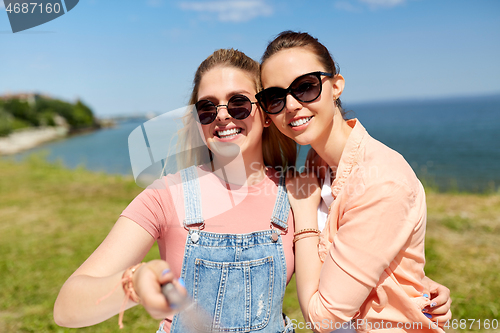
[270,223,283,242]
[184,220,205,244]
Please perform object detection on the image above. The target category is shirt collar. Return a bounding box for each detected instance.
[331,118,368,198]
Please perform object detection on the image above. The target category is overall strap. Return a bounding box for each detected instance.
[180,166,204,228]
[270,174,290,231]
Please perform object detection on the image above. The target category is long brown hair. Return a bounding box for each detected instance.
[177,48,296,170]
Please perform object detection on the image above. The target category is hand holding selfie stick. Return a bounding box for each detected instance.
[162,282,215,333]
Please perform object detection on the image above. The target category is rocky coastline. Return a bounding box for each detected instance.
[0,126,69,155]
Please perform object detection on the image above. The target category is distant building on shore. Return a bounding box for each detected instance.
[0,92,53,106]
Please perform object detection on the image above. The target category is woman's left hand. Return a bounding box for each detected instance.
[422,276,452,326]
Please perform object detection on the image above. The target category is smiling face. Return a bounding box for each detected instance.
[197,66,267,165]
[260,47,345,148]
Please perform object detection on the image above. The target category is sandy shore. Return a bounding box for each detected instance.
[0,126,69,155]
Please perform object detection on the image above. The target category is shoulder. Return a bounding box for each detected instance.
[340,135,424,210]
[136,167,198,206]
[358,135,420,191]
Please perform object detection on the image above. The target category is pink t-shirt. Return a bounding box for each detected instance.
[121,166,295,283]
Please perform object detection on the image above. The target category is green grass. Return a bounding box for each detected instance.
[423,192,500,332]
[0,156,499,332]
[0,155,157,332]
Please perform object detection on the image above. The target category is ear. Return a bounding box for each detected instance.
[263,117,272,128]
[330,74,345,99]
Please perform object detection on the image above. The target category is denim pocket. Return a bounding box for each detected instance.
[193,256,274,332]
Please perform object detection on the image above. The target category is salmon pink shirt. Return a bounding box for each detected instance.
[311,119,444,333]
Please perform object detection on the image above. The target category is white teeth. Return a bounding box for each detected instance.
[217,128,241,138]
[290,116,313,127]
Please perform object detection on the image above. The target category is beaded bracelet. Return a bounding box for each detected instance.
[122,262,146,304]
[293,228,321,237]
[293,228,321,243]
[96,262,146,329]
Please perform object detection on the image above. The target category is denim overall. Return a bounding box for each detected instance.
[160,166,294,333]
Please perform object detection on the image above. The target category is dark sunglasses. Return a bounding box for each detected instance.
[194,94,256,125]
[256,71,332,114]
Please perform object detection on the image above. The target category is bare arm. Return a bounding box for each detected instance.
[286,173,323,322]
[53,216,177,327]
[294,228,323,324]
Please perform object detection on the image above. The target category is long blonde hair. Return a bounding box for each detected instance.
[176,48,296,171]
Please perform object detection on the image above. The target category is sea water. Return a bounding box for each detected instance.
[11,94,500,192]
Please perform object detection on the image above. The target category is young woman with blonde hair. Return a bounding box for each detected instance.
[54,48,297,332]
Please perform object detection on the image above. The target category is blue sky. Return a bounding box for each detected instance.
[1,0,499,117]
